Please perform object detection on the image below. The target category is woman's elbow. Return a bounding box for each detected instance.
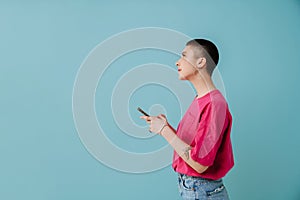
[195,165,208,174]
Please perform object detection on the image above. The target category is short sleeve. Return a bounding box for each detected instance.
[190,100,228,166]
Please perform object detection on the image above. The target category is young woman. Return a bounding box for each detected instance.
[141,39,234,200]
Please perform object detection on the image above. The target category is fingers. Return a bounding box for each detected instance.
[160,114,166,118]
[140,116,151,121]
[157,114,167,122]
[140,116,149,120]
[141,115,166,121]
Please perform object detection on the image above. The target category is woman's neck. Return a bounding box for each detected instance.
[189,72,217,98]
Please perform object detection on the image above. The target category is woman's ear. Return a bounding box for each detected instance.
[196,57,206,69]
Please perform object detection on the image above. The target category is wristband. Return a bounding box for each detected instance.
[158,124,168,134]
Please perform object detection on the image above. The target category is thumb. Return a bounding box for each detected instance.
[159,114,166,119]
[140,116,150,120]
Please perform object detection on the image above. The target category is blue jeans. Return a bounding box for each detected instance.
[178,173,229,200]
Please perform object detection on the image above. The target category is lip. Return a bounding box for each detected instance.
[178,69,182,72]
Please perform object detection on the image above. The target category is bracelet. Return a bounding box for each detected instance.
[158,124,168,134]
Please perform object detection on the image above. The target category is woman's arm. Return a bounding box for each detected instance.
[161,124,208,174]
[140,115,208,174]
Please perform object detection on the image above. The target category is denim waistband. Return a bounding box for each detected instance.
[178,173,222,182]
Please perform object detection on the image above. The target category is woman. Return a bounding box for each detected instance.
[140,39,234,200]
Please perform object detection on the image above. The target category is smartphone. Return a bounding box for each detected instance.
[137,107,150,116]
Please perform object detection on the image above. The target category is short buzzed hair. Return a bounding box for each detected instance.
[186,39,219,76]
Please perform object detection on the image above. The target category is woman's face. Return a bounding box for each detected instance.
[176,45,199,80]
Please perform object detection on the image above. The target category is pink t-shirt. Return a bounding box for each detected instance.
[172,90,234,180]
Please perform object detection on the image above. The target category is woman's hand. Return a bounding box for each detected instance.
[140,114,168,134]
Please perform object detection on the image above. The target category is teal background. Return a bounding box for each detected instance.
[1,0,300,199]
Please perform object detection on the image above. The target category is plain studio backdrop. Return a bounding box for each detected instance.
[1,1,300,200]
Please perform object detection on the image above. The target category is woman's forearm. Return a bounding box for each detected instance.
[161,125,208,174]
